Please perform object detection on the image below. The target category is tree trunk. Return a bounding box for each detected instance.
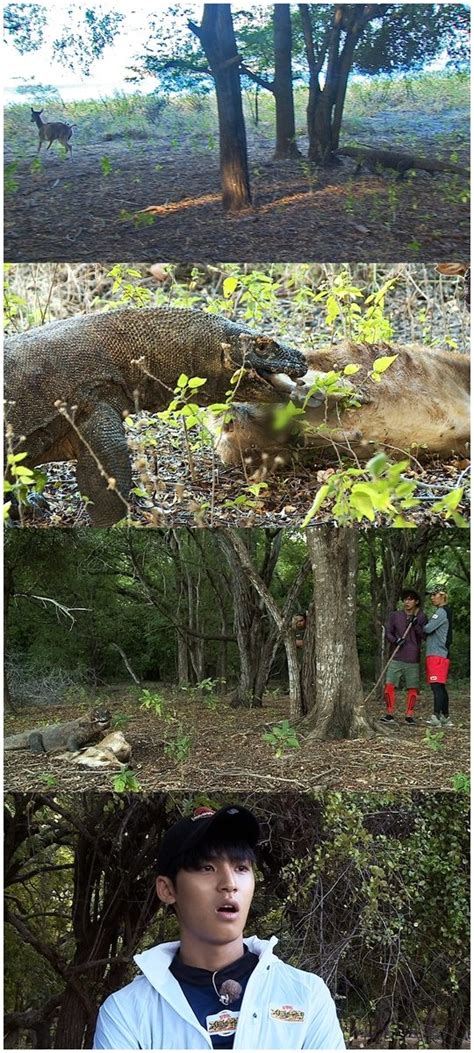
[3,559,17,713]
[273,4,301,159]
[299,4,386,165]
[54,985,91,1050]
[190,5,252,212]
[306,6,342,163]
[221,531,302,715]
[218,535,267,706]
[170,530,206,685]
[177,632,190,686]
[302,527,374,739]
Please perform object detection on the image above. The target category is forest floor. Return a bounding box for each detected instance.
[16,417,470,530]
[4,682,469,795]
[4,105,469,263]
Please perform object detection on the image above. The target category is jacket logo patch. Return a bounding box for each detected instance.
[270,1004,305,1023]
[206,1010,239,1035]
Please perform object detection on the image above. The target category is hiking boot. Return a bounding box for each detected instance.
[439,716,454,727]
[426,715,442,727]
[380,714,395,722]
[405,716,416,725]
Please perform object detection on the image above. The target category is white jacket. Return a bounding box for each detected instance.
[93,935,345,1049]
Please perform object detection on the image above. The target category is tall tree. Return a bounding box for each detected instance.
[188,5,252,212]
[240,5,301,159]
[273,4,300,159]
[216,530,279,707]
[297,3,470,164]
[299,4,388,163]
[219,530,304,716]
[5,794,169,1049]
[301,527,374,738]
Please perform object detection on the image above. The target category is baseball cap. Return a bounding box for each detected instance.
[156,805,260,876]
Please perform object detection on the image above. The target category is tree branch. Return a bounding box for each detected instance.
[239,63,275,92]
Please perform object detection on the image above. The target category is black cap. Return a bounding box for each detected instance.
[401,587,421,603]
[156,805,260,876]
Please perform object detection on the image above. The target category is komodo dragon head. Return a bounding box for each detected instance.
[89,706,112,730]
[219,329,308,403]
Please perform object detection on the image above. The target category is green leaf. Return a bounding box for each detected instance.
[440,487,463,511]
[7,452,29,465]
[302,485,329,526]
[187,377,207,389]
[223,276,239,297]
[392,515,417,528]
[372,355,398,374]
[230,368,247,385]
[12,465,34,479]
[343,364,362,376]
[349,490,375,521]
[366,452,389,477]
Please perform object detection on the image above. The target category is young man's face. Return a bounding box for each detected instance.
[403,596,418,613]
[156,853,255,952]
[431,591,446,607]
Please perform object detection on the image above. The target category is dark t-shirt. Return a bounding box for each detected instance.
[385,610,427,663]
[170,948,259,1049]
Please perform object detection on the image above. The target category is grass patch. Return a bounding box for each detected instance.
[4,71,469,154]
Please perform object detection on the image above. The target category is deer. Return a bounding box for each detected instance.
[30,108,75,160]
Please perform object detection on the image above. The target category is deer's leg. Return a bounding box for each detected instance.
[46,140,53,151]
[74,403,132,527]
[37,139,43,154]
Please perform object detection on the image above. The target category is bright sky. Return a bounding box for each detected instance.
[4,3,197,101]
[4,2,461,103]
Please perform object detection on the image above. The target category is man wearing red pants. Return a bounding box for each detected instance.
[424,586,453,728]
[381,589,428,725]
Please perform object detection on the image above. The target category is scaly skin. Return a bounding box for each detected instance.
[5,306,307,525]
[4,708,111,753]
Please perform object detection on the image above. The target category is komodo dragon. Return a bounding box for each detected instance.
[4,706,111,754]
[4,306,307,526]
[338,145,469,180]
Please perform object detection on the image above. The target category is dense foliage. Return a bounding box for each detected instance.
[5,528,469,698]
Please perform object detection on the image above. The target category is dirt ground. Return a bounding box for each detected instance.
[15,414,470,530]
[4,112,469,263]
[4,683,469,794]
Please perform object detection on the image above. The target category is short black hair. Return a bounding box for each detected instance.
[168,833,256,884]
[401,588,420,603]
